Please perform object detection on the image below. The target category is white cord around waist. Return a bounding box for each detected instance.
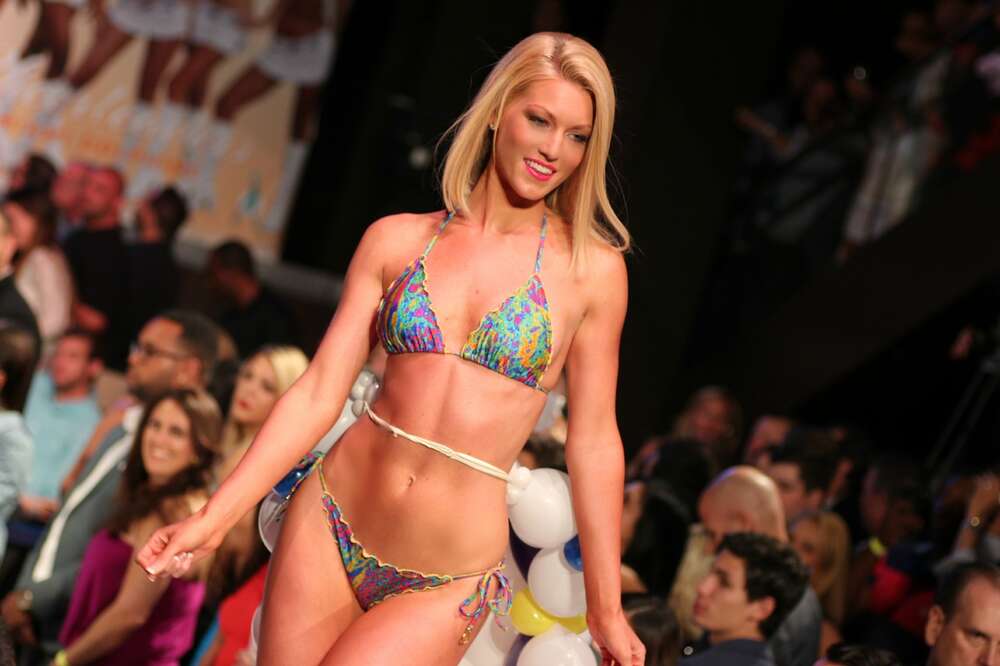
[363,402,510,482]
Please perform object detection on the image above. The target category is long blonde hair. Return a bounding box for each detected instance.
[219,346,309,461]
[439,32,628,268]
[793,510,850,625]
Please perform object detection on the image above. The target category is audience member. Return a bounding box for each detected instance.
[825,427,873,546]
[767,428,840,524]
[57,389,221,665]
[696,466,823,666]
[50,161,89,243]
[0,208,40,357]
[816,642,901,666]
[792,511,852,652]
[21,330,102,522]
[0,327,36,562]
[8,154,56,196]
[62,165,131,369]
[516,433,567,471]
[195,562,268,666]
[207,240,299,359]
[624,595,682,666]
[935,472,1000,578]
[682,532,809,665]
[743,415,795,469]
[924,563,1000,666]
[127,186,189,338]
[0,310,219,663]
[3,188,73,355]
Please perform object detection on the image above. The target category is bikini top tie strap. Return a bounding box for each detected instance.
[534,212,548,275]
[363,402,510,482]
[421,211,454,259]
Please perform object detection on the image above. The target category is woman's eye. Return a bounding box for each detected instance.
[529,115,547,126]
[570,133,590,144]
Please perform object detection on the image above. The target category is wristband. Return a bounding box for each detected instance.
[54,650,70,666]
[868,537,887,558]
[966,515,982,530]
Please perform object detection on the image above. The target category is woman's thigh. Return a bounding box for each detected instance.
[320,575,489,666]
[258,469,362,664]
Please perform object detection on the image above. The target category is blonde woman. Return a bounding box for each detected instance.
[790,510,851,652]
[140,32,643,665]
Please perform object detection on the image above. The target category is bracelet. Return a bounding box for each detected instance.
[966,515,983,530]
[54,650,70,666]
[868,537,887,558]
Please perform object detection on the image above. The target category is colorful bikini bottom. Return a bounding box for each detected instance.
[288,453,513,644]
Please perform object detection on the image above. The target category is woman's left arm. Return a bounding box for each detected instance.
[563,249,644,666]
[58,521,173,665]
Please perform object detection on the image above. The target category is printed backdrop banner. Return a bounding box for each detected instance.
[0,0,340,261]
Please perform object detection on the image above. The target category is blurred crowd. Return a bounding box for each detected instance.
[0,153,308,665]
[707,0,1000,339]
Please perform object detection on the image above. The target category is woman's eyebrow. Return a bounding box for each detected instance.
[525,104,592,131]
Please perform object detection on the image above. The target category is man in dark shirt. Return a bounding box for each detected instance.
[682,532,808,666]
[0,207,40,357]
[127,186,188,339]
[207,239,299,358]
[62,166,131,370]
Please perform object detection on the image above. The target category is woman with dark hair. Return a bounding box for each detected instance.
[623,595,681,666]
[55,389,222,666]
[0,326,37,562]
[2,188,73,356]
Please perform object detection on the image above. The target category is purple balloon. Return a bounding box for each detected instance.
[509,525,539,578]
[503,633,531,666]
[563,536,583,571]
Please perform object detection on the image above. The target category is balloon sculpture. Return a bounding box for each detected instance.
[461,461,598,666]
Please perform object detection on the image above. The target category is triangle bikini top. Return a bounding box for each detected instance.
[375,211,552,392]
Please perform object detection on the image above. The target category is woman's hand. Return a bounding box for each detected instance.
[968,473,1000,521]
[135,508,226,580]
[589,608,645,666]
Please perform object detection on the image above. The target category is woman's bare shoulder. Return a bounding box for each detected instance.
[364,210,447,243]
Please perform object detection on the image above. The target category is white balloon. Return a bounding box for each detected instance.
[460,614,518,666]
[517,626,596,666]
[527,547,587,618]
[508,468,576,548]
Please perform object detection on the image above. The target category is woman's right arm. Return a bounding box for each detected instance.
[138,218,394,576]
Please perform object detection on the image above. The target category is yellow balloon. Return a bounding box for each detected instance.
[510,589,557,636]
[557,613,588,634]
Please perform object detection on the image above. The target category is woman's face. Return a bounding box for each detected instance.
[790,518,823,576]
[141,399,198,486]
[686,397,733,445]
[229,354,280,427]
[3,203,38,250]
[494,78,593,205]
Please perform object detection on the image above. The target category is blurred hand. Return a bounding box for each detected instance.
[235,648,257,666]
[136,508,226,580]
[72,302,107,333]
[0,593,37,646]
[18,496,59,522]
[589,608,645,666]
[968,474,1000,519]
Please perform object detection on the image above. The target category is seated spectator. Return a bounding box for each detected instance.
[127,186,188,339]
[4,188,74,356]
[50,161,89,243]
[924,563,1000,666]
[0,207,40,356]
[196,562,268,666]
[624,595,682,666]
[623,439,715,597]
[63,165,131,370]
[629,387,741,477]
[682,532,809,665]
[791,511,852,651]
[696,466,823,666]
[825,427,873,545]
[8,154,57,195]
[57,388,221,665]
[207,240,300,359]
[0,327,36,561]
[0,330,103,592]
[210,346,308,601]
[766,428,840,524]
[743,415,795,469]
[815,642,901,666]
[0,310,219,663]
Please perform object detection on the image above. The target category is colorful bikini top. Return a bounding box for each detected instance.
[376,212,552,391]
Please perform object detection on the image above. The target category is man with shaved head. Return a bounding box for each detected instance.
[689,466,822,666]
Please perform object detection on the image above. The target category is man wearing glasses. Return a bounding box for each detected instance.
[1,310,220,664]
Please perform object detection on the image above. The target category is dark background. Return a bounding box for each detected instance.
[278,0,964,451]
